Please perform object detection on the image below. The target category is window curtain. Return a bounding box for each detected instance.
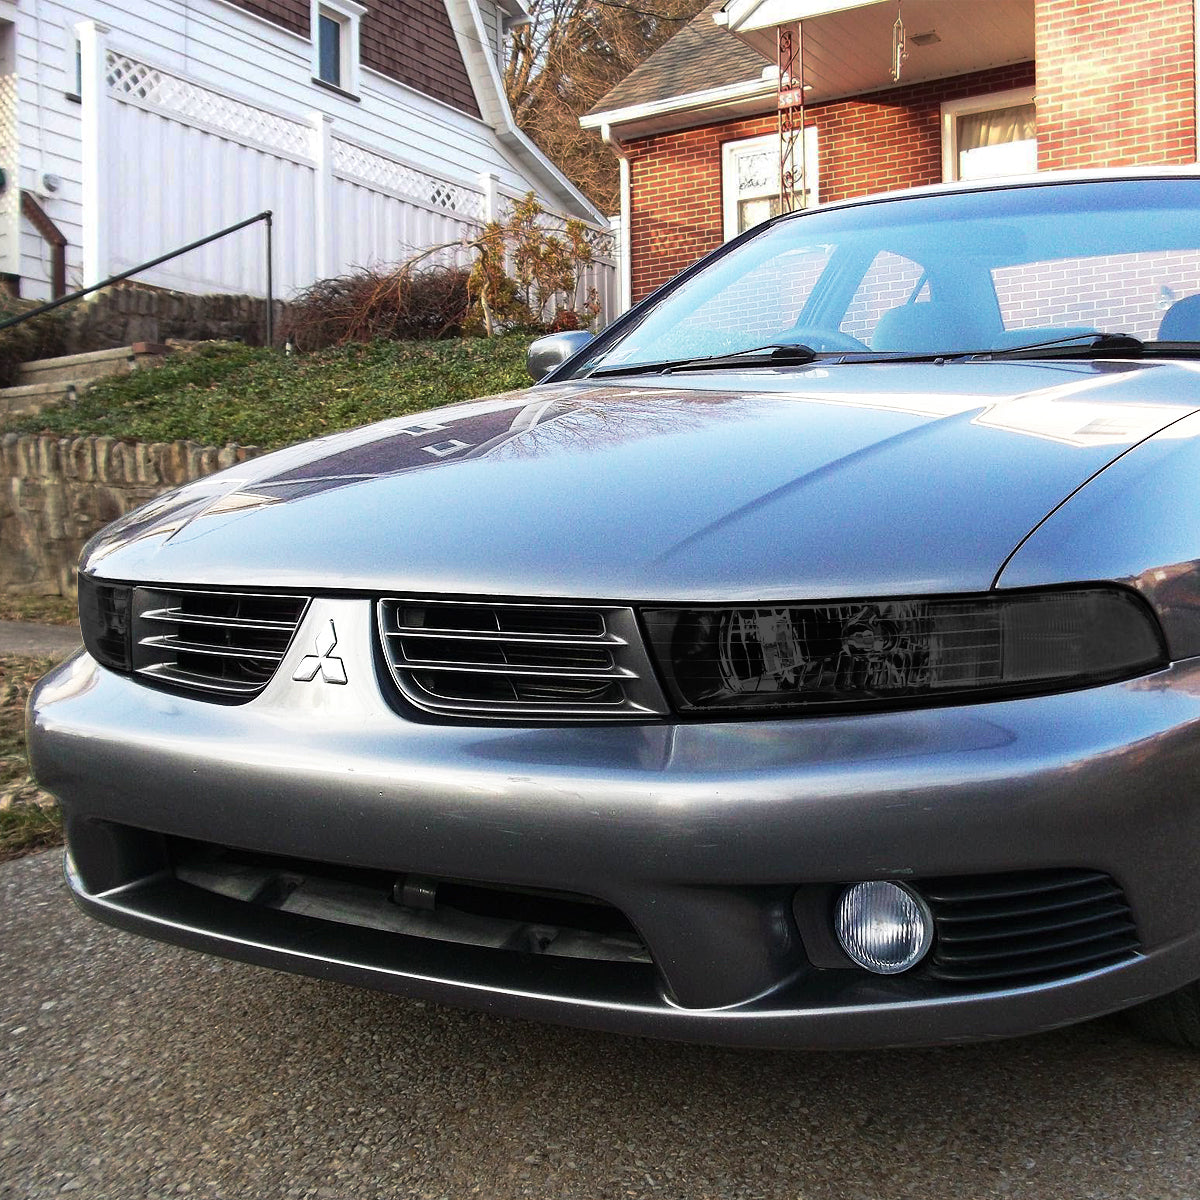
[957,103,1037,180]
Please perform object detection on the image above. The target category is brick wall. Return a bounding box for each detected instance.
[1036,0,1196,170]
[0,435,263,597]
[624,63,1035,300]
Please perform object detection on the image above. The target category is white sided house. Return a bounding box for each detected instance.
[0,0,615,317]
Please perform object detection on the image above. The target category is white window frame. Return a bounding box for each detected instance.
[311,0,366,96]
[941,87,1036,182]
[721,128,818,242]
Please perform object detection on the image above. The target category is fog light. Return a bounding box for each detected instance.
[835,881,934,974]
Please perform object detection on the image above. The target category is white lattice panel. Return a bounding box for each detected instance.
[106,53,312,159]
[332,140,487,220]
[331,176,479,276]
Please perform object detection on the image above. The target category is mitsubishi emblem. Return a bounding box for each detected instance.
[292,619,348,685]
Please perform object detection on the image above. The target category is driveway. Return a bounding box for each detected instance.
[3,848,1199,1200]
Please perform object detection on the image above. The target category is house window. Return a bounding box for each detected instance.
[721,129,818,242]
[318,14,342,86]
[942,88,1037,182]
[310,0,366,96]
[64,38,82,101]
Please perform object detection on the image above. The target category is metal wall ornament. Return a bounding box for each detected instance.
[891,0,908,83]
[777,23,807,216]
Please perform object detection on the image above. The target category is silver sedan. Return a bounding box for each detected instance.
[30,170,1200,1048]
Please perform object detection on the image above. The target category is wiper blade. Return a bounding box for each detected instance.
[967,332,1146,360]
[588,343,818,378]
[588,332,1158,379]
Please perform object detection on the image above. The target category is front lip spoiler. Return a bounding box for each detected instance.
[64,852,1200,1050]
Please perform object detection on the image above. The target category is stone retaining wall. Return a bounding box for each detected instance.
[64,285,288,353]
[1,434,262,596]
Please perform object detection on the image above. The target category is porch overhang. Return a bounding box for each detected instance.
[580,72,777,143]
[716,0,1033,105]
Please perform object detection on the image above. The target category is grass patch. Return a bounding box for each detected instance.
[0,655,51,785]
[0,594,77,626]
[3,334,538,450]
[0,804,62,862]
[0,654,62,862]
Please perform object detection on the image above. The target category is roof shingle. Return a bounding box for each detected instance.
[587,0,768,116]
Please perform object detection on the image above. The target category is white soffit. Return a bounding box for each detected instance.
[721,0,879,32]
[723,0,1034,100]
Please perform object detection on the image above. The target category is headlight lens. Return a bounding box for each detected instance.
[643,587,1166,713]
[77,574,132,673]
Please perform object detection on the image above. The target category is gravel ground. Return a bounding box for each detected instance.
[4,849,1200,1200]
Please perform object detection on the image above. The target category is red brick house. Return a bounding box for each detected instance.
[581,0,1197,309]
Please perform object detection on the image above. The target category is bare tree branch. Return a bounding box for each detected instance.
[504,0,707,212]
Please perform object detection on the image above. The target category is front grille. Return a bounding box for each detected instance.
[131,587,309,701]
[378,598,669,719]
[168,840,652,964]
[919,869,1140,986]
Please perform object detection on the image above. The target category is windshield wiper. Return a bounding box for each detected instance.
[966,332,1146,360]
[587,332,1161,379]
[588,343,819,378]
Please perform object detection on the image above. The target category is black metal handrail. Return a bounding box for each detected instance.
[0,211,275,346]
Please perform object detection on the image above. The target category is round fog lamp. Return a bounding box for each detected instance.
[835,881,934,975]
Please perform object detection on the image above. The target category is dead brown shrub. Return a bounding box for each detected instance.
[287,264,471,350]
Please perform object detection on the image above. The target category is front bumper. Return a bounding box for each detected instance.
[29,598,1200,1048]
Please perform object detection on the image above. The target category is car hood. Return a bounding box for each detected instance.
[82,359,1200,602]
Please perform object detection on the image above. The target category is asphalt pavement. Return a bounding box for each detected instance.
[4,850,1200,1199]
[0,621,81,659]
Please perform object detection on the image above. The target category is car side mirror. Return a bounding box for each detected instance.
[527,331,594,382]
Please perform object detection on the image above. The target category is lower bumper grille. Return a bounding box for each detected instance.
[919,869,1140,986]
[168,841,651,965]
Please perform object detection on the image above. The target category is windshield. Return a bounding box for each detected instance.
[579,179,1200,373]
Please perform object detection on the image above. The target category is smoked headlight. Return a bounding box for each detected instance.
[77,573,132,673]
[643,587,1166,714]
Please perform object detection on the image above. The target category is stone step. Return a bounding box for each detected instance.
[0,380,82,418]
[15,342,172,386]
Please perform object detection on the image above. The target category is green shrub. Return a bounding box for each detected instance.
[4,335,536,450]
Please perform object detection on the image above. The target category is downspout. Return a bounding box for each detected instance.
[601,123,632,315]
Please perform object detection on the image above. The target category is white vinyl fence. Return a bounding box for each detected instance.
[80,28,616,321]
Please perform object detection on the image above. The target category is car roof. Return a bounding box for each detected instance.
[778,166,1200,224]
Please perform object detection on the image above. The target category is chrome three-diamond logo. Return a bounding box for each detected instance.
[292,619,348,685]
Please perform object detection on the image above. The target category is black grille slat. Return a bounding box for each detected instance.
[379,598,669,719]
[930,884,1124,925]
[931,919,1138,964]
[918,868,1140,988]
[921,870,1113,904]
[926,936,1142,984]
[132,588,308,703]
[935,902,1131,943]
